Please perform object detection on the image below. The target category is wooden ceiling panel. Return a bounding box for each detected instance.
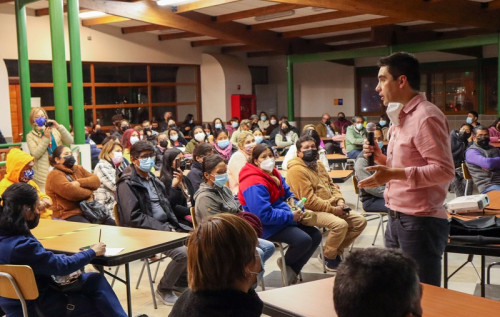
[191,38,234,47]
[173,0,239,14]
[250,11,359,31]
[215,3,305,23]
[82,15,130,26]
[121,24,171,34]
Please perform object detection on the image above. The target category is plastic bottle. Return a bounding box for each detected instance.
[295,197,307,209]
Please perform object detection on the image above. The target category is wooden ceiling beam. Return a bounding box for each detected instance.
[0,0,14,3]
[488,0,500,10]
[172,0,239,14]
[190,39,234,47]
[247,51,285,58]
[35,5,67,16]
[312,31,371,44]
[82,15,130,26]
[268,0,500,30]
[250,11,359,31]
[282,17,409,38]
[121,24,171,34]
[221,45,261,53]
[158,32,200,41]
[215,3,304,23]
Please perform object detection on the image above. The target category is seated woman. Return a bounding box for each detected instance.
[168,128,188,148]
[170,213,264,317]
[195,154,275,263]
[228,131,256,195]
[201,123,215,144]
[239,144,321,285]
[159,148,195,225]
[0,148,52,219]
[181,113,195,136]
[213,129,237,161]
[275,120,299,156]
[121,128,141,162]
[187,143,214,193]
[258,111,270,132]
[94,140,129,217]
[0,183,126,317]
[212,118,225,132]
[265,115,279,136]
[45,146,114,225]
[252,127,272,146]
[185,126,207,154]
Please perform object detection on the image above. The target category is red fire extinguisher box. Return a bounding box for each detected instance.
[231,94,256,119]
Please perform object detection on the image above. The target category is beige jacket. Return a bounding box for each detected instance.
[286,157,345,213]
[26,125,73,190]
[227,150,250,195]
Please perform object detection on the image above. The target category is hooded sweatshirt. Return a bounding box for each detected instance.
[193,182,240,224]
[0,148,52,218]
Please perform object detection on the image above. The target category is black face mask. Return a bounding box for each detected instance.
[159,140,168,148]
[458,131,470,142]
[63,155,76,169]
[27,213,40,229]
[121,126,129,132]
[282,128,289,134]
[477,137,490,148]
[144,128,151,134]
[302,149,318,162]
[338,116,345,121]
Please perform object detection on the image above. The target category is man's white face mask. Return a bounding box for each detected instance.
[386,102,404,126]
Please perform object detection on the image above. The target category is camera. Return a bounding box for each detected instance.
[45,121,54,127]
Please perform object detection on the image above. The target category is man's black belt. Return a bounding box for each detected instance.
[388,209,403,219]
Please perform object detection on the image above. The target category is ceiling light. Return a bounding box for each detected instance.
[156,0,197,6]
[79,11,107,19]
[255,10,295,21]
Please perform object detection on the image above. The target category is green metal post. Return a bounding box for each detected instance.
[49,0,70,129]
[498,34,500,117]
[14,0,32,141]
[286,56,294,122]
[67,0,85,144]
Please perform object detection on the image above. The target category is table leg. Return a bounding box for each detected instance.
[481,255,485,297]
[444,251,448,289]
[125,263,132,317]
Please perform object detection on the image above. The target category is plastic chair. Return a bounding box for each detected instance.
[462,162,473,196]
[0,265,39,317]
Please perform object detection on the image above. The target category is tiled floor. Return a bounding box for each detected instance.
[91,175,500,317]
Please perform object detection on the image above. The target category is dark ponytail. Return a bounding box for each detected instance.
[0,183,38,235]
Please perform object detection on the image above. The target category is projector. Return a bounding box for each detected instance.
[445,194,490,214]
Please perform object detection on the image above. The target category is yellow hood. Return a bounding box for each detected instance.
[4,148,34,183]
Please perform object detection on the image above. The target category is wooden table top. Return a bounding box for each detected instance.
[32,219,97,239]
[259,277,500,317]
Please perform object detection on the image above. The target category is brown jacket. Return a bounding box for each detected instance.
[45,164,100,219]
[286,157,344,214]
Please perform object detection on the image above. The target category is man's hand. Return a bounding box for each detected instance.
[331,206,346,217]
[363,139,382,161]
[358,165,406,188]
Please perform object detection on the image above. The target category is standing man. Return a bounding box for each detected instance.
[358,52,454,286]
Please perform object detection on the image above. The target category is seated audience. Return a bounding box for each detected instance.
[333,112,351,135]
[181,113,195,136]
[112,119,130,140]
[252,127,272,146]
[201,123,215,144]
[94,141,129,217]
[159,111,173,132]
[90,123,107,145]
[212,117,225,132]
[46,146,114,224]
[226,117,240,137]
[121,128,140,162]
[154,132,171,170]
[0,148,52,219]
[275,121,299,156]
[116,141,189,305]
[465,126,500,193]
[169,214,264,317]
[249,114,260,131]
[0,183,127,317]
[151,120,160,132]
[377,114,390,141]
[85,126,101,169]
[187,143,215,193]
[168,127,187,148]
[214,129,237,161]
[258,111,270,131]
[489,117,500,139]
[334,248,422,317]
[450,123,473,196]
[345,116,366,159]
[228,131,256,195]
[316,113,335,138]
[264,115,279,136]
[239,144,321,285]
[108,113,124,137]
[159,148,195,225]
[354,152,387,212]
[230,119,252,145]
[286,136,366,270]
[194,154,275,263]
[185,126,207,154]
[466,110,480,128]
[142,120,159,144]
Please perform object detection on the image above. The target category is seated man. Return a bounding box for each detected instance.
[286,136,367,271]
[465,126,500,194]
[333,112,352,135]
[116,141,190,306]
[345,116,366,159]
[334,248,422,317]
[450,123,473,197]
[354,151,387,212]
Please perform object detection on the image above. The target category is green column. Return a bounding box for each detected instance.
[286,55,294,121]
[49,0,70,129]
[14,0,32,141]
[67,0,85,144]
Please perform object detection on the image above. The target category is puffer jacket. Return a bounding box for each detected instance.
[193,182,240,224]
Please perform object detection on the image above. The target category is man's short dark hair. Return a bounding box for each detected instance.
[334,248,421,317]
[472,125,488,136]
[378,52,421,91]
[193,143,214,160]
[468,111,478,118]
[296,135,317,152]
[130,140,155,159]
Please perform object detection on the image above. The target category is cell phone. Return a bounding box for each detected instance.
[343,206,351,214]
[174,158,181,170]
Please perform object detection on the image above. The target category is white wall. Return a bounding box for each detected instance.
[0,58,11,140]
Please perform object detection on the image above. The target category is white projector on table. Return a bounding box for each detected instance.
[445,194,490,214]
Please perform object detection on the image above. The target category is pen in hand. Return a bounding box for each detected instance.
[99,229,101,243]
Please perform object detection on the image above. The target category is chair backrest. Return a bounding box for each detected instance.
[0,265,39,300]
[113,203,121,227]
[352,174,360,195]
[190,207,198,229]
[462,162,472,180]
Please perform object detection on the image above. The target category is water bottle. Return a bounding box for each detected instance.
[295,197,306,209]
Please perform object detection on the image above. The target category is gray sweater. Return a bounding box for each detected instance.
[193,182,241,224]
[465,143,500,193]
[354,155,385,202]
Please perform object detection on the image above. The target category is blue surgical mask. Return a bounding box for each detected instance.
[378,141,384,149]
[356,123,364,131]
[35,117,46,127]
[232,122,239,128]
[171,134,179,142]
[379,120,386,127]
[217,139,230,149]
[466,117,473,124]
[138,157,155,172]
[215,123,222,129]
[130,136,140,145]
[255,136,264,144]
[212,173,228,188]
[189,119,193,124]
[250,252,265,289]
[22,169,35,181]
[260,116,267,121]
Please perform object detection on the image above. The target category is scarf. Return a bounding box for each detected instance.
[214,143,233,161]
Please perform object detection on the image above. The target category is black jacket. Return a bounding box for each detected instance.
[169,288,263,317]
[450,130,470,168]
[186,161,203,194]
[116,165,189,232]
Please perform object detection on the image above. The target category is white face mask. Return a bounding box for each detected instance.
[259,158,275,172]
[194,132,205,142]
[270,119,277,125]
[386,102,405,126]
